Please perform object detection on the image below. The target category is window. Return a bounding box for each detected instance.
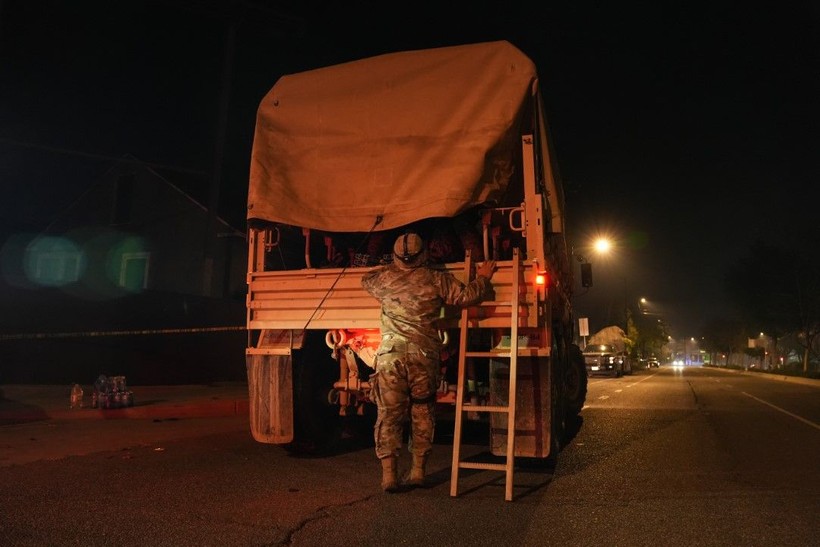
[120,252,150,291]
[35,251,80,286]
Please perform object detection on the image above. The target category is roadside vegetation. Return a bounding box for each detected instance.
[704,240,820,378]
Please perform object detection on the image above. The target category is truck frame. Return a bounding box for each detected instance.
[243,41,587,462]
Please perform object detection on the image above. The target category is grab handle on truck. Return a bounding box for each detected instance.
[264,226,280,251]
[302,228,312,268]
[509,206,525,232]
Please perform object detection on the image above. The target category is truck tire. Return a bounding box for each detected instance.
[564,344,588,417]
[285,331,342,455]
[547,371,565,467]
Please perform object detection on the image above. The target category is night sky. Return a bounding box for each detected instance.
[1,1,817,338]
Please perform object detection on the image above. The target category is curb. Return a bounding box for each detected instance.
[0,384,250,424]
[0,400,249,424]
[0,401,250,425]
[49,399,250,420]
[708,366,820,388]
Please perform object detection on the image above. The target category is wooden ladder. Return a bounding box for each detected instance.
[450,248,521,501]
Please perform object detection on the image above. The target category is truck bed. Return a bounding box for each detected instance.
[246,259,539,333]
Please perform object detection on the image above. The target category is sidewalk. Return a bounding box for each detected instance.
[707,366,820,388]
[0,382,249,425]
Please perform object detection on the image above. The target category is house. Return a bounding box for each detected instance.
[22,156,246,299]
[0,157,248,384]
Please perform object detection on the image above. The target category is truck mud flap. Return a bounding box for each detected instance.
[246,354,293,444]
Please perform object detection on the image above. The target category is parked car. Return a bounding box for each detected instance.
[639,358,660,369]
[583,344,632,377]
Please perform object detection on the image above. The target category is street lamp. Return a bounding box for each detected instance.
[638,297,663,317]
[593,237,612,254]
[591,237,627,331]
[576,235,630,330]
[574,236,613,290]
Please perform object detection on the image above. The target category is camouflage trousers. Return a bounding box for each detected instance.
[371,335,439,460]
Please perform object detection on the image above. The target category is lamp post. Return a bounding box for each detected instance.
[573,235,618,340]
[622,277,628,333]
[589,237,626,331]
[573,236,613,291]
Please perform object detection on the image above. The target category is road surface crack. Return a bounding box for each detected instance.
[280,493,381,545]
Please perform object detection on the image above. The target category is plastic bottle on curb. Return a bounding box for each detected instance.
[70,383,84,409]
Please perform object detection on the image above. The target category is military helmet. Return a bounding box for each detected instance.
[393,232,426,268]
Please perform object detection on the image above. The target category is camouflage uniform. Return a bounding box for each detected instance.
[362,262,492,460]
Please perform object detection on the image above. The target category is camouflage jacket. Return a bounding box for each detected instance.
[362,263,492,352]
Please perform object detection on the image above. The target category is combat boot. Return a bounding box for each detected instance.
[381,456,399,492]
[406,454,428,487]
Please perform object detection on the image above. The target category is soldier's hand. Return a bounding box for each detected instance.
[477,260,496,280]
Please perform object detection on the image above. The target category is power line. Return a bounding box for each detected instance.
[0,137,210,177]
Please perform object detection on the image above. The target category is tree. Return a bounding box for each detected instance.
[793,253,820,373]
[725,241,820,373]
[699,317,746,366]
[631,307,668,359]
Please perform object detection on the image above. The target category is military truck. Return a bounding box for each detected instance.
[244,41,587,463]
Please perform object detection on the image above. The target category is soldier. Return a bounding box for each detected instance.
[362,232,496,492]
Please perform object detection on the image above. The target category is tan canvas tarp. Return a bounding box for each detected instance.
[247,40,538,232]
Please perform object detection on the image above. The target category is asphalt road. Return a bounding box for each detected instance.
[1,366,818,546]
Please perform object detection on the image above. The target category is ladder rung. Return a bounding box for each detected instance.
[462,404,509,413]
[466,351,511,358]
[464,349,550,358]
[475,296,531,303]
[459,462,508,472]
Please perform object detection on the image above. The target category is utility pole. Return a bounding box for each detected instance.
[199,5,304,297]
[203,18,236,297]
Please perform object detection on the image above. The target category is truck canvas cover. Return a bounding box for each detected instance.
[247,40,538,232]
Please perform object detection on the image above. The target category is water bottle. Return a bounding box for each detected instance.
[70,383,84,409]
